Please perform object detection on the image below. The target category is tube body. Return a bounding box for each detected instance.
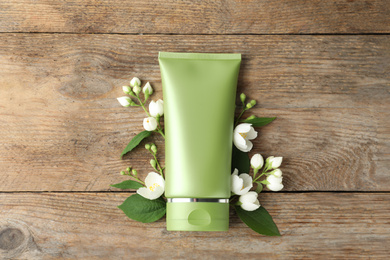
[159,52,241,231]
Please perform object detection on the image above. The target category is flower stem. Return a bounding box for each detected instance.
[253,165,270,183]
[156,129,166,139]
[234,107,247,127]
[136,95,152,117]
[154,154,165,179]
[148,150,165,179]
[128,174,145,186]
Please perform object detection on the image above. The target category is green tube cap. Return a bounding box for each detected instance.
[166,202,229,231]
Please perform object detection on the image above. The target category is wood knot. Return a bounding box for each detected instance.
[0,228,25,250]
[0,220,41,259]
[58,74,113,100]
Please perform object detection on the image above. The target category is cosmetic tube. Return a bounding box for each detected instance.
[159,52,241,231]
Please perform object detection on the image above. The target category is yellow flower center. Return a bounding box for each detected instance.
[148,183,160,192]
[241,184,245,190]
[147,119,150,123]
[239,132,247,139]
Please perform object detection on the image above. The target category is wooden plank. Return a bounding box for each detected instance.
[0,192,389,259]
[0,34,389,191]
[0,0,389,34]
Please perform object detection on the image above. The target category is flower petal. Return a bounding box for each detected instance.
[239,186,252,195]
[240,173,253,189]
[246,127,258,140]
[149,101,157,117]
[267,175,283,184]
[137,187,150,199]
[234,132,247,146]
[241,202,260,211]
[231,175,244,194]
[235,123,252,133]
[271,157,283,169]
[144,172,164,187]
[267,182,284,192]
[117,96,131,107]
[148,186,164,200]
[238,140,253,153]
[239,191,258,204]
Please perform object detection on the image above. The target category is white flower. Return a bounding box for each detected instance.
[239,191,260,211]
[233,123,258,152]
[137,172,165,200]
[231,168,253,195]
[250,153,264,169]
[117,96,131,107]
[272,169,282,177]
[266,156,283,169]
[130,77,141,87]
[266,174,284,192]
[143,82,153,95]
[133,86,141,94]
[149,99,164,117]
[143,117,158,131]
[122,86,132,95]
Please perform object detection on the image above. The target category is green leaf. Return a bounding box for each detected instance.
[241,117,276,127]
[118,194,166,223]
[110,180,144,190]
[121,131,152,159]
[235,205,281,236]
[231,145,250,173]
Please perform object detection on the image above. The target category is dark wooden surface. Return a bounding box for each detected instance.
[0,1,389,259]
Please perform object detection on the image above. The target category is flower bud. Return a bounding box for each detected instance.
[239,191,260,211]
[122,86,132,95]
[246,103,253,109]
[266,156,283,169]
[149,99,164,117]
[246,115,256,120]
[130,77,141,87]
[133,85,141,95]
[240,93,246,104]
[250,153,264,170]
[250,100,256,106]
[117,96,132,107]
[266,174,283,192]
[145,143,151,150]
[150,159,157,169]
[132,169,138,177]
[120,171,126,175]
[272,169,282,177]
[143,117,158,131]
[143,82,153,95]
[126,167,131,173]
[151,144,157,154]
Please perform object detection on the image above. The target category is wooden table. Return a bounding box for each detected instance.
[1,1,389,259]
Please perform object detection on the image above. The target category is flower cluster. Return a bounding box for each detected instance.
[115,77,167,200]
[113,77,283,236]
[117,77,165,137]
[230,93,284,211]
[231,153,283,211]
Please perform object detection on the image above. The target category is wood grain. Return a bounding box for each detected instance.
[0,34,389,191]
[0,0,389,34]
[0,192,389,259]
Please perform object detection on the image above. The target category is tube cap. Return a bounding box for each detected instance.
[166,201,229,231]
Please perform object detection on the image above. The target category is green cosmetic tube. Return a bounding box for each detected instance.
[159,51,241,231]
